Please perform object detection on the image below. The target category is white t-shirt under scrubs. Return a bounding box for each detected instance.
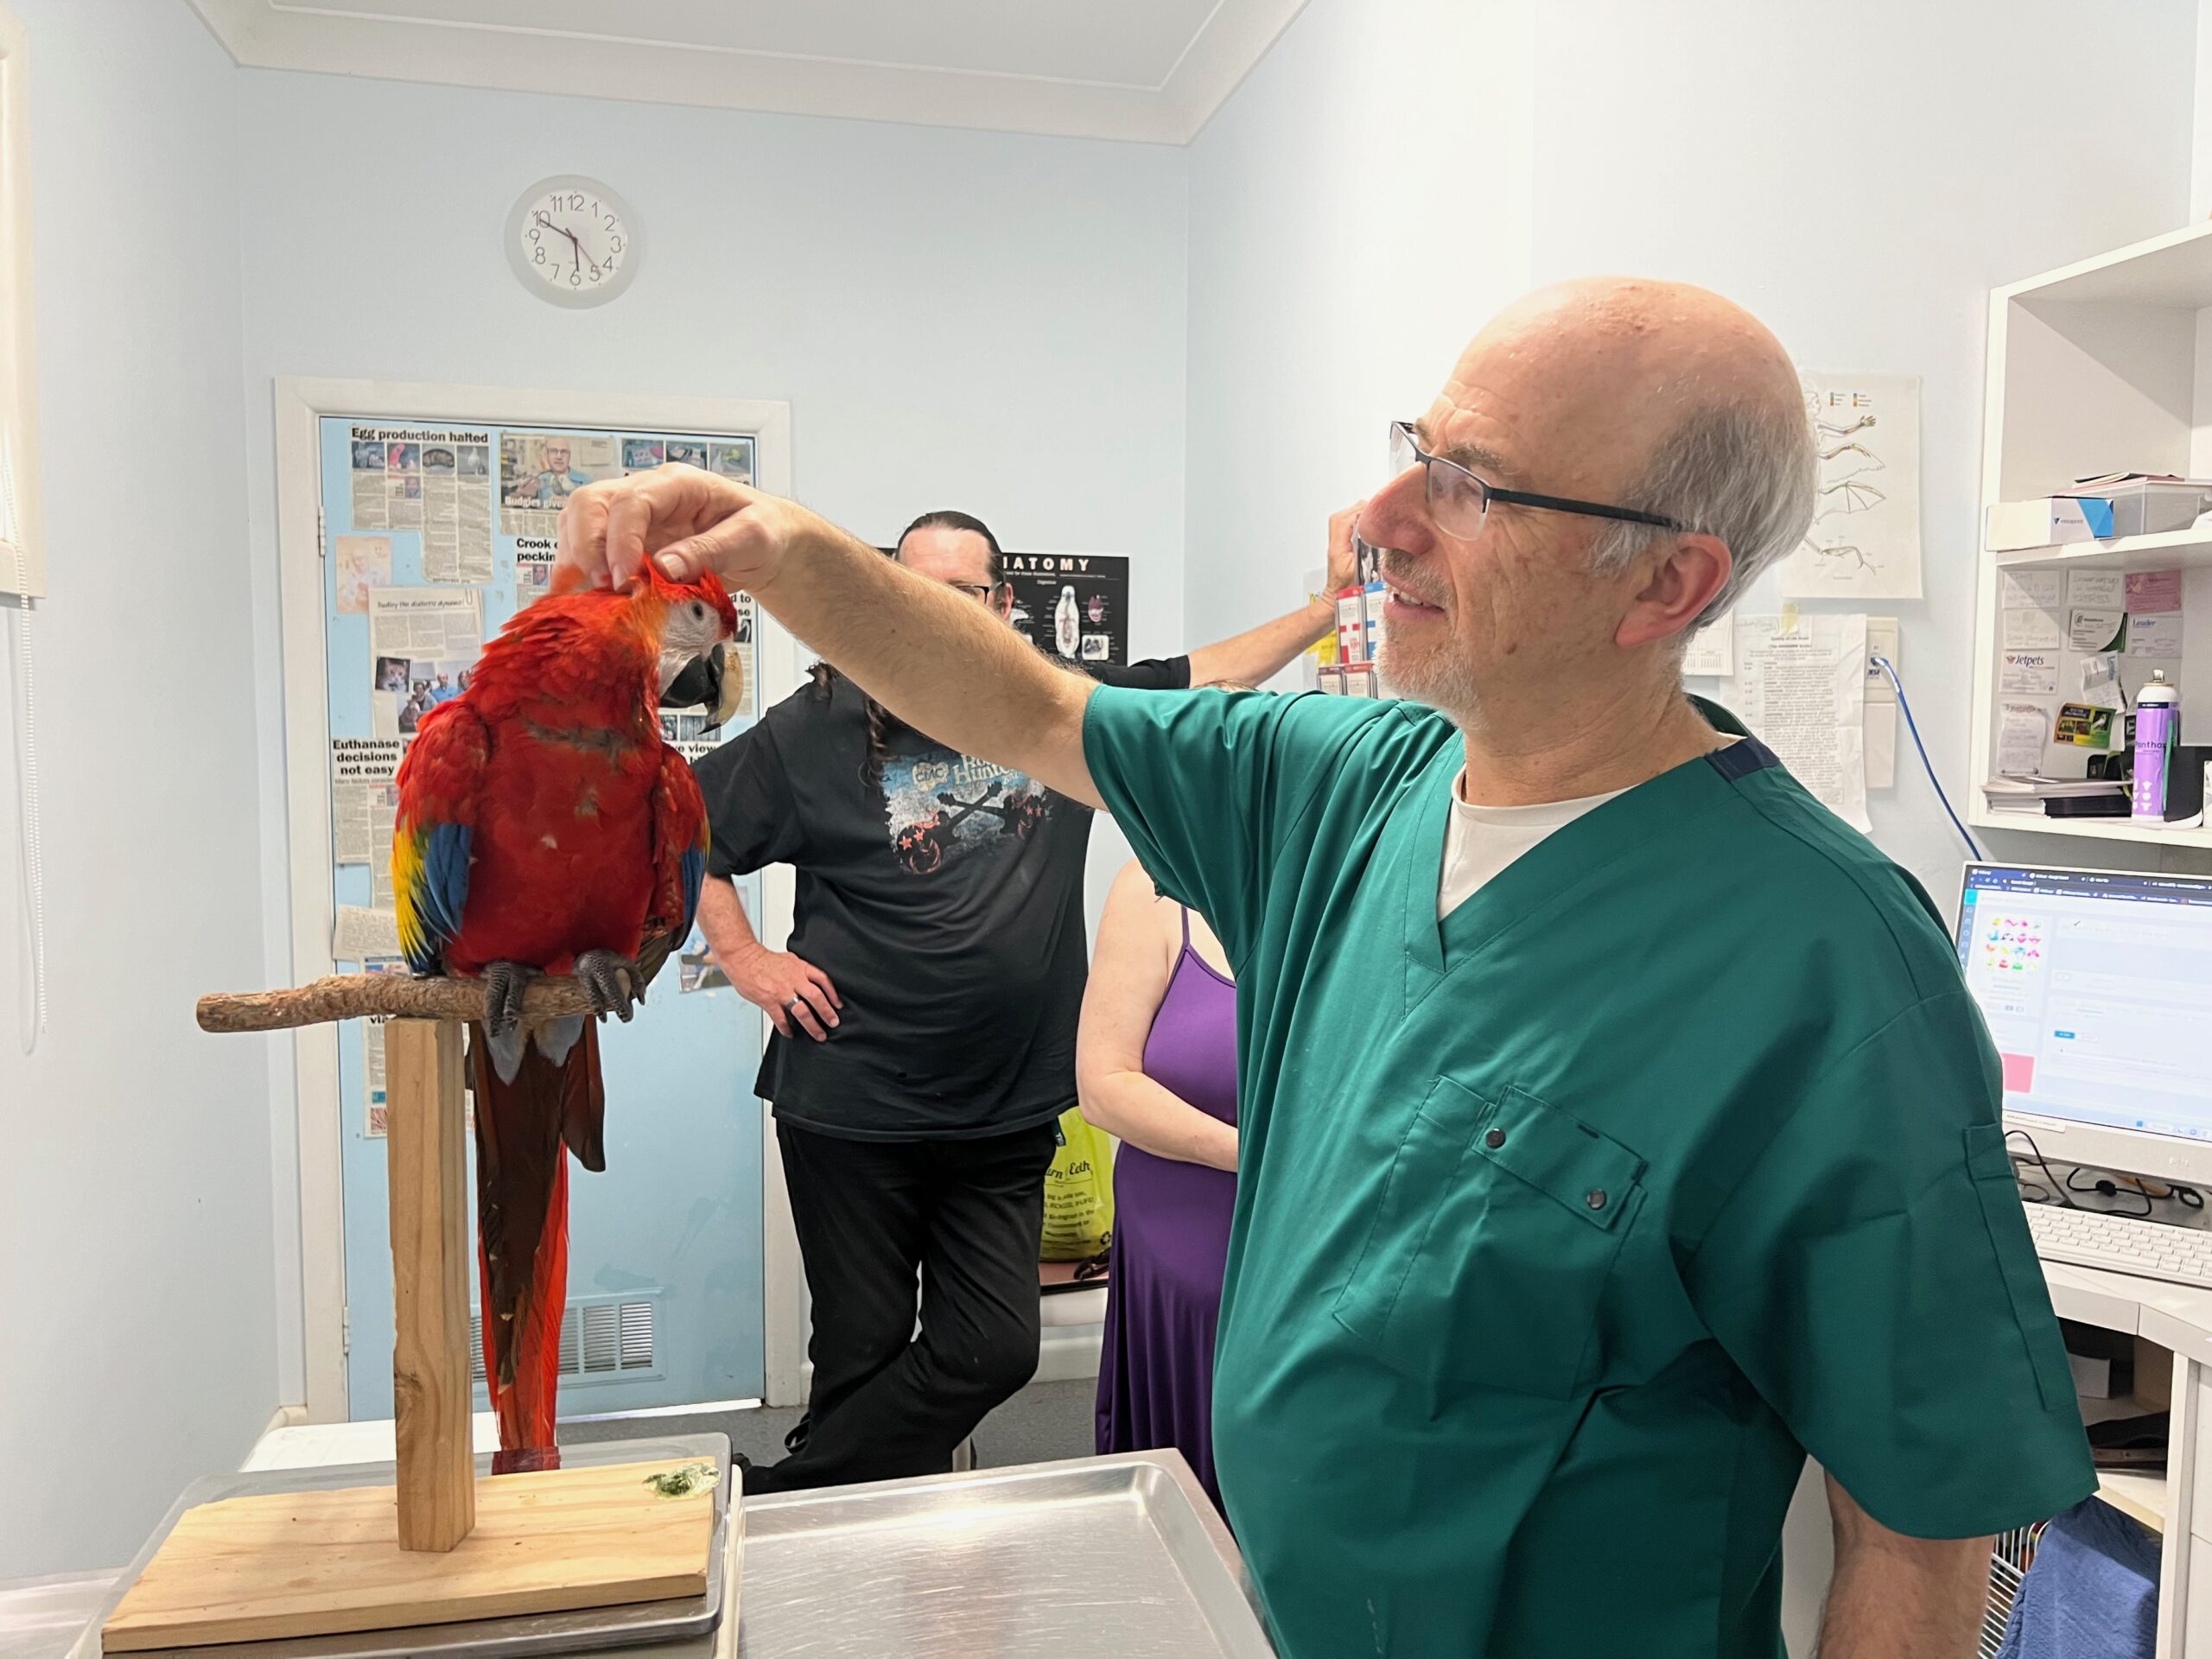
[1438,775,1626,917]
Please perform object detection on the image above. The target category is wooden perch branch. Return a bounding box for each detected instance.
[197,938,673,1033]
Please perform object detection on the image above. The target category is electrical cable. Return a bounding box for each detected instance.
[2009,1127,2205,1217]
[1869,655,1981,861]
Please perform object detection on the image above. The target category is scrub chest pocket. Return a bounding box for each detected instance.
[1333,1080,1646,1398]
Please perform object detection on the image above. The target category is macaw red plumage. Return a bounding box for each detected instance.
[391,562,735,1472]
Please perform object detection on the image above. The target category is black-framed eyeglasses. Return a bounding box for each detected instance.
[945,582,998,602]
[1389,421,1682,539]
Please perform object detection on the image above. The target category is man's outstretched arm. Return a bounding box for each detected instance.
[1186,505,1361,688]
[557,467,1105,805]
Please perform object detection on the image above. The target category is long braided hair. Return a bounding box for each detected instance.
[808,510,1007,785]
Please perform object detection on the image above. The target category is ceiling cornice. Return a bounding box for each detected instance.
[188,0,1310,146]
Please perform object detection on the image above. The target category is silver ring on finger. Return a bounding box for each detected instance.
[785,995,804,1013]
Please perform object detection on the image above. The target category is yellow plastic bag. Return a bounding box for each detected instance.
[1039,1106,1116,1262]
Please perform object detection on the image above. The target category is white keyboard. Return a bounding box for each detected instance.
[2027,1202,2212,1290]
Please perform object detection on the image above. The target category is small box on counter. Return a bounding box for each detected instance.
[1985,495,2114,551]
[1344,662,1379,698]
[1318,664,1346,696]
[1363,582,1388,668]
[1335,591,1367,664]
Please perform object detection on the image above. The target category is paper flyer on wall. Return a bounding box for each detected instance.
[1997,704,2048,777]
[360,956,404,1139]
[2127,569,2183,613]
[1725,613,1869,830]
[330,738,404,864]
[334,904,401,962]
[1681,613,1733,678]
[334,534,391,614]
[2128,612,2183,659]
[2068,569,2124,610]
[1777,374,1922,601]
[369,588,482,740]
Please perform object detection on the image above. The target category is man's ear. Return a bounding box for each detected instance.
[1617,532,1732,652]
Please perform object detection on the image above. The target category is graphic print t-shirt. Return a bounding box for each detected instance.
[698,656,1191,1139]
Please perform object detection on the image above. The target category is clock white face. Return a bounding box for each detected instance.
[505,175,641,308]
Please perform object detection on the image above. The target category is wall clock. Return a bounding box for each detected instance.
[505,175,641,308]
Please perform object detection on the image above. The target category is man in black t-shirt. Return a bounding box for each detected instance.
[696,507,1355,1491]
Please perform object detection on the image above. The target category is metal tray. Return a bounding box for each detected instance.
[733,1451,1273,1657]
[74,1434,734,1659]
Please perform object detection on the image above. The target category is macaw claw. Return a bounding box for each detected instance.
[575,950,644,1024]
[483,961,538,1040]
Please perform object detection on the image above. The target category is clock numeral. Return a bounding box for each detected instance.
[610,235,624,254]
[589,264,603,283]
[529,227,541,243]
[570,270,582,287]
[568,192,584,209]
[533,245,546,264]
[605,213,617,229]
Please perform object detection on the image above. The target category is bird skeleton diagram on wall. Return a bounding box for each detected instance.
[1777,372,1924,601]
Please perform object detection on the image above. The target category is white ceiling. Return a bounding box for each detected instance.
[188,0,1311,144]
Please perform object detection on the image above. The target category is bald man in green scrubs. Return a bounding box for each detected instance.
[561,278,2094,1658]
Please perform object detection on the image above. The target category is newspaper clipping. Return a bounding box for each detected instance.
[360,956,406,1138]
[369,588,482,741]
[515,534,558,608]
[500,431,619,538]
[350,426,494,582]
[331,738,404,864]
[334,534,391,615]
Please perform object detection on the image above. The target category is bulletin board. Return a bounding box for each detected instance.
[274,379,807,1424]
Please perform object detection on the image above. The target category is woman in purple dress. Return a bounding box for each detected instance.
[1077,858,1239,1507]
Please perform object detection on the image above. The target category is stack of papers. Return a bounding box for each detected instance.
[2072,472,2212,488]
[1983,776,2126,814]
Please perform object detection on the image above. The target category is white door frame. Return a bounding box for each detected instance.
[271,376,805,1421]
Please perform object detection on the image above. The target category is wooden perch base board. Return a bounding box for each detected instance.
[100,1459,721,1652]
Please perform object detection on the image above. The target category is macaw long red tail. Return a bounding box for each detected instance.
[467,1018,606,1475]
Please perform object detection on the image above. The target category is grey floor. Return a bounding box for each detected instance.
[558,1376,1098,1473]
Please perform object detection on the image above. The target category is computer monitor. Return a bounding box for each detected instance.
[1956,862,2212,1185]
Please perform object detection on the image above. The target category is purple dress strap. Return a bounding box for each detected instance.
[1095,907,1239,1508]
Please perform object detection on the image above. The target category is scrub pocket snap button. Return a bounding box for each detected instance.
[1585,1188,1608,1211]
[1484,1128,1507,1149]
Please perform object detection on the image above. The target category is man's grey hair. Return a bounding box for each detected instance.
[1589,396,1816,639]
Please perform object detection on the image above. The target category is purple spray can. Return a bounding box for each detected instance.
[2133,671,2181,822]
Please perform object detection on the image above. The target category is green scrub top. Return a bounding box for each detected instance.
[1083,688,2093,1659]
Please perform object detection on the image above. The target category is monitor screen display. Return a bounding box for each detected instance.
[1957,864,2212,1143]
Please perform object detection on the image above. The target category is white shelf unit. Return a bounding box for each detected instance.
[1971,220,2212,855]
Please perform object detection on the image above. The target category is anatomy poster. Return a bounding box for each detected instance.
[1777,373,1923,601]
[1004,553,1131,667]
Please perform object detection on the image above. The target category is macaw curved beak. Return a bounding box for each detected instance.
[658,642,746,731]
[658,646,722,712]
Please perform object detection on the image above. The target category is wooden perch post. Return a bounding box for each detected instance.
[194,947,664,1554]
[383,1018,475,1551]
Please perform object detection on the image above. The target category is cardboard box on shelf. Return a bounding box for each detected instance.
[1986,495,2114,551]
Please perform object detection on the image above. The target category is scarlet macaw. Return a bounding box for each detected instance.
[391,562,737,1472]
